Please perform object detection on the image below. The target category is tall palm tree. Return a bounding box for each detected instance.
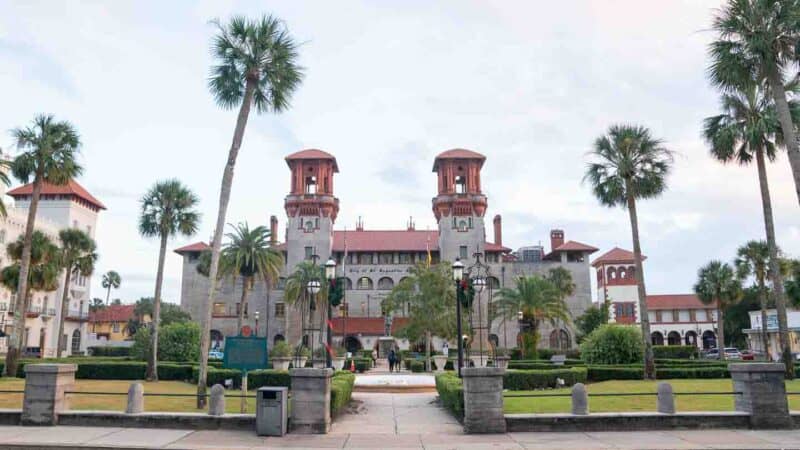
[139,180,200,381]
[493,276,571,358]
[584,124,673,379]
[4,114,82,376]
[198,15,304,406]
[735,241,776,357]
[547,267,575,349]
[219,222,283,333]
[56,229,97,357]
[284,260,327,356]
[703,83,799,375]
[694,261,744,360]
[101,271,121,306]
[708,0,800,204]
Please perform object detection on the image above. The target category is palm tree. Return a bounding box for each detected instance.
[493,276,571,359]
[284,260,327,358]
[139,180,200,381]
[56,229,97,357]
[546,267,575,350]
[219,222,283,333]
[694,261,744,360]
[703,83,799,375]
[4,114,82,377]
[101,271,121,306]
[584,124,673,379]
[735,241,774,358]
[708,0,800,204]
[198,15,304,406]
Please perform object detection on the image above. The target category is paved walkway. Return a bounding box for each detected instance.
[2,393,800,448]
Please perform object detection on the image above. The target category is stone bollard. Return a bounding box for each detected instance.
[571,383,588,415]
[729,363,792,429]
[22,364,77,426]
[657,382,674,414]
[462,367,506,433]
[125,383,144,414]
[209,384,226,416]
[290,368,332,434]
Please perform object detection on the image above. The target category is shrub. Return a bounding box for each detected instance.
[410,360,425,373]
[270,341,292,358]
[657,367,729,379]
[249,369,291,389]
[193,366,242,388]
[331,372,355,415]
[88,347,131,357]
[503,367,587,390]
[343,358,370,373]
[76,362,146,380]
[157,363,194,381]
[652,345,700,360]
[435,372,464,418]
[130,327,152,361]
[587,366,644,381]
[580,324,643,365]
[158,322,200,362]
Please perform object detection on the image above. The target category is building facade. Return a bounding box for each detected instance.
[176,149,598,353]
[744,309,800,361]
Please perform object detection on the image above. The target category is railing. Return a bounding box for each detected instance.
[66,310,89,320]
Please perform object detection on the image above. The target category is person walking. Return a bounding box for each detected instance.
[388,348,396,373]
[442,342,449,359]
[371,348,378,368]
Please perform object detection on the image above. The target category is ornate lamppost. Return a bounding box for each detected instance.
[466,252,491,367]
[306,257,321,365]
[452,259,464,377]
[254,311,260,337]
[324,258,336,368]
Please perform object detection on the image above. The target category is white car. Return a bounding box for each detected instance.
[703,348,741,360]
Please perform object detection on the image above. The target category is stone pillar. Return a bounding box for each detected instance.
[209,384,226,416]
[729,363,791,429]
[462,367,506,434]
[657,382,674,414]
[571,383,588,415]
[22,364,76,426]
[126,382,144,414]
[290,368,332,434]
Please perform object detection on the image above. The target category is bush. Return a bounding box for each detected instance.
[343,358,370,373]
[76,362,146,380]
[270,341,292,358]
[158,322,200,362]
[88,347,131,357]
[331,372,355,415]
[249,370,291,389]
[410,360,425,373]
[193,366,243,388]
[435,372,464,418]
[652,345,700,360]
[130,327,152,361]
[587,366,644,381]
[580,325,643,365]
[157,363,194,381]
[657,367,729,379]
[503,367,587,390]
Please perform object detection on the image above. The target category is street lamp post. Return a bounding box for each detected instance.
[325,258,336,369]
[452,259,464,377]
[472,275,486,366]
[306,278,321,364]
[254,311,260,337]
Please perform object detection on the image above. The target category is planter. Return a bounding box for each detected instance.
[332,356,346,371]
[493,356,510,370]
[294,356,308,368]
[433,355,448,373]
[469,353,490,368]
[271,357,291,371]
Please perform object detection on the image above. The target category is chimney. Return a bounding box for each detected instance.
[550,229,564,252]
[270,215,278,244]
[493,214,502,246]
[407,216,415,231]
[356,216,364,231]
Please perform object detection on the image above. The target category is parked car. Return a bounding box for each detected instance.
[209,350,224,360]
[703,347,742,360]
[741,349,757,360]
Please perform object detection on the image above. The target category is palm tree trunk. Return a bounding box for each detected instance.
[758,280,770,358]
[197,76,258,408]
[236,277,249,334]
[755,146,793,377]
[767,69,800,205]
[105,286,111,306]
[717,307,725,361]
[4,176,42,377]
[147,233,168,381]
[624,181,655,379]
[56,267,72,358]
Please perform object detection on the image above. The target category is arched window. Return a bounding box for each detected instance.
[489,334,499,349]
[377,277,394,290]
[651,331,664,346]
[684,331,698,347]
[455,175,466,194]
[487,276,500,290]
[607,267,617,280]
[701,330,716,350]
[626,266,636,280]
[399,277,412,286]
[344,277,353,290]
[667,331,682,346]
[273,334,285,345]
[618,267,627,279]
[71,329,81,355]
[548,329,570,350]
[357,277,373,290]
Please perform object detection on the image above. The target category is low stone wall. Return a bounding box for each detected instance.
[506,411,753,432]
[0,408,254,430]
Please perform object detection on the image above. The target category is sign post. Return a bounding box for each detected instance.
[223,335,268,413]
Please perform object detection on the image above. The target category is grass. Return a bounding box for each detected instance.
[504,379,800,414]
[0,378,257,414]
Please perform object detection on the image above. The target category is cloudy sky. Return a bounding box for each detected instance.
[0,0,798,305]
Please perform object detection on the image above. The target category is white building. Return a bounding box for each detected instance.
[593,247,718,349]
[0,180,104,357]
[744,309,800,361]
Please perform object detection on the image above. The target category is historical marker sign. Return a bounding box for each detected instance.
[223,336,268,372]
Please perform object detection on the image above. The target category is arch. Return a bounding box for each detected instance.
[548,329,570,350]
[607,267,617,281]
[344,277,353,290]
[377,277,394,290]
[70,329,81,355]
[617,266,627,279]
[273,334,285,345]
[344,336,363,354]
[489,333,499,349]
[357,277,373,290]
[210,329,224,350]
[684,330,698,347]
[399,276,412,286]
[651,331,664,346]
[667,331,682,346]
[487,276,500,290]
[626,266,636,280]
[702,330,716,350]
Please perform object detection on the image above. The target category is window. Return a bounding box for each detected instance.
[276,277,287,290]
[398,253,412,264]
[485,252,498,263]
[615,303,635,318]
[212,302,227,316]
[305,175,317,194]
[457,220,468,231]
[455,175,466,194]
[359,253,373,265]
[377,277,394,290]
[305,247,313,260]
[655,311,662,323]
[357,277,373,290]
[112,322,120,333]
[236,302,248,316]
[459,246,468,260]
[379,253,393,264]
[304,221,314,232]
[275,302,285,318]
[71,329,81,354]
[344,278,353,290]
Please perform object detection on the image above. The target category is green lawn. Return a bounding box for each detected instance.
[504,379,800,414]
[0,378,257,413]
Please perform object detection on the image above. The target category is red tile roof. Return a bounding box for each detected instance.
[8,179,106,210]
[89,304,135,323]
[285,149,339,172]
[331,230,510,253]
[646,294,715,310]
[330,317,409,335]
[591,247,646,267]
[432,148,486,171]
[174,241,210,255]
[554,241,599,253]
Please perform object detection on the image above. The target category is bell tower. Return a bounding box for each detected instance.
[432,148,488,263]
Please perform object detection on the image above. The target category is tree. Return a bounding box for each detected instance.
[584,124,673,379]
[546,267,575,349]
[786,259,800,306]
[89,297,105,312]
[493,275,571,359]
[101,271,121,306]
[284,260,326,355]
[5,114,82,376]
[139,179,200,381]
[130,322,200,363]
[219,222,282,333]
[735,241,775,357]
[704,81,799,375]
[55,229,97,357]
[197,14,304,407]
[384,263,458,371]
[580,324,643,365]
[694,261,744,360]
[128,297,191,336]
[575,304,609,343]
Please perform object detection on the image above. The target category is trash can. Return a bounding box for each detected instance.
[256,386,288,436]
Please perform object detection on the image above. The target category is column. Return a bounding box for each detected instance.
[290,368,332,434]
[729,363,792,429]
[22,364,77,425]
[462,367,506,433]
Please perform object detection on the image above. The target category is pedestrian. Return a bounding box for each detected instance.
[388,348,396,373]
[371,348,378,368]
[442,342,449,359]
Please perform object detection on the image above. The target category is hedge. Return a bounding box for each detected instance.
[410,360,425,373]
[331,372,355,416]
[435,372,464,418]
[343,358,371,373]
[504,367,587,390]
[249,370,291,389]
[586,365,732,381]
[88,347,132,357]
[587,366,644,381]
[652,345,700,359]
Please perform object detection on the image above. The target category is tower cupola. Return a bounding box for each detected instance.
[284,149,339,222]
[431,148,488,221]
